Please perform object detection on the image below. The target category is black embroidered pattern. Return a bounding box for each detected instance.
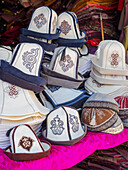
[50,115,64,135]
[22,48,39,72]
[18,136,35,151]
[111,53,119,66]
[69,114,79,133]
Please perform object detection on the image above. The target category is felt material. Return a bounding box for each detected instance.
[20,34,58,52]
[41,47,84,88]
[84,77,128,98]
[0,46,12,63]
[4,124,51,161]
[43,106,87,145]
[41,85,90,109]
[1,60,46,86]
[0,129,128,169]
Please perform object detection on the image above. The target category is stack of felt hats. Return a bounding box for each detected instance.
[85,40,128,98]
[0,43,50,148]
[24,7,92,109]
[54,10,93,76]
[91,40,128,85]
[82,93,124,134]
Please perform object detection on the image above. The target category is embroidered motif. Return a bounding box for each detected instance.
[83,108,92,122]
[22,48,39,72]
[18,136,35,151]
[34,13,47,28]
[92,79,102,87]
[69,114,79,133]
[109,51,121,67]
[50,115,64,135]
[83,108,112,126]
[59,54,74,72]
[52,17,57,32]
[59,20,71,35]
[4,84,20,99]
[47,85,60,92]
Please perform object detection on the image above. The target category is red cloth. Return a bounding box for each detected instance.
[0,129,128,170]
[118,0,125,11]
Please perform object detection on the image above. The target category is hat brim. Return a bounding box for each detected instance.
[92,57,128,76]
[4,139,51,161]
[42,125,87,145]
[90,68,128,85]
[41,66,84,88]
[84,77,128,98]
[101,116,124,134]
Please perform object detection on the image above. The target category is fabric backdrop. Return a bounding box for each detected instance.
[0,128,128,170]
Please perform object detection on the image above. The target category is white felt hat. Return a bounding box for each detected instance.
[56,11,89,56]
[20,6,60,52]
[0,80,49,120]
[57,11,85,40]
[28,6,57,35]
[0,47,49,149]
[92,40,128,75]
[42,106,87,145]
[91,40,128,85]
[41,47,84,88]
[4,124,51,161]
[0,117,43,149]
[0,43,47,92]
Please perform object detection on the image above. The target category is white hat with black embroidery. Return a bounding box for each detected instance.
[91,40,128,85]
[42,106,87,145]
[41,47,84,88]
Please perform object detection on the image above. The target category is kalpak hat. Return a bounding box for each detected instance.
[82,93,119,132]
[4,124,51,161]
[41,47,84,88]
[42,106,87,145]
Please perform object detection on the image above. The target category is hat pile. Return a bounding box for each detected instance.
[0,43,50,148]
[115,96,128,128]
[85,40,128,98]
[55,10,92,76]
[55,11,88,56]
[91,40,128,85]
[82,93,124,134]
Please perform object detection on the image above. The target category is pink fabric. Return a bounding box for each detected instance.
[1,129,128,170]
